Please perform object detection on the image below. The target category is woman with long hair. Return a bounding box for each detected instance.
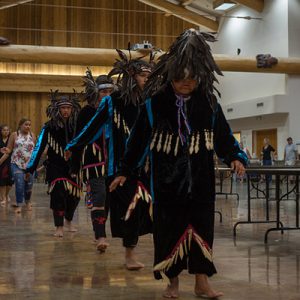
[6,118,35,213]
[0,124,13,205]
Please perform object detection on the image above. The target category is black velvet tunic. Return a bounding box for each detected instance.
[65,92,152,241]
[26,122,81,200]
[120,83,248,279]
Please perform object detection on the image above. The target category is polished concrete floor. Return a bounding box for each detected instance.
[0,181,300,300]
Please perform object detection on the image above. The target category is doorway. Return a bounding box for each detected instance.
[252,129,277,159]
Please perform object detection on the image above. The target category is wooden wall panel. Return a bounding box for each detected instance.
[0,0,194,132]
[0,0,191,49]
[0,92,47,134]
[0,91,84,134]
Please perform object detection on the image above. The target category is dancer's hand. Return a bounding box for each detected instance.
[109,176,127,192]
[231,160,245,177]
[64,150,72,161]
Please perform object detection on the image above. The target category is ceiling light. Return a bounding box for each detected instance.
[215,2,236,11]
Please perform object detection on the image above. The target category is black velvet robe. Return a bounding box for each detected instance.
[26,122,81,210]
[120,83,248,279]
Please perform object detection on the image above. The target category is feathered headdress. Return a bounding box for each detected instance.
[82,68,115,106]
[108,46,153,105]
[144,29,223,111]
[46,90,81,130]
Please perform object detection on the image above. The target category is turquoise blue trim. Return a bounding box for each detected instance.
[65,96,108,150]
[106,96,115,176]
[145,98,155,201]
[145,98,153,127]
[105,124,110,139]
[149,151,154,202]
[237,151,248,163]
[27,125,46,169]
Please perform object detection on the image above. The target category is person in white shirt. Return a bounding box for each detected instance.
[284,137,298,166]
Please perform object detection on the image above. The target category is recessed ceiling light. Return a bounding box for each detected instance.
[215,3,236,10]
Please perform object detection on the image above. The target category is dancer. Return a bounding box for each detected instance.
[26,91,81,237]
[69,71,115,252]
[110,29,248,298]
[65,50,153,269]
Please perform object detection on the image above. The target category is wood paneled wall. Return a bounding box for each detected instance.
[0,0,194,133]
[0,92,49,134]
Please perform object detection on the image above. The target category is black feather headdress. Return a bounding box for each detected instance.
[83,68,114,106]
[108,46,153,105]
[144,29,223,111]
[46,89,81,130]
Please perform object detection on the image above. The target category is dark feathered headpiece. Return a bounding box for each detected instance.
[83,68,115,106]
[144,29,223,110]
[108,47,154,105]
[46,90,81,130]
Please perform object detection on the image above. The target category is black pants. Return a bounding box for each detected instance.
[89,177,107,239]
[50,182,80,227]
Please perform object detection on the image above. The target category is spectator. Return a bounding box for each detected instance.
[6,118,35,213]
[284,137,297,166]
[261,138,276,182]
[0,125,13,205]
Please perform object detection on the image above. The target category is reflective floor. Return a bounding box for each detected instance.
[0,181,300,300]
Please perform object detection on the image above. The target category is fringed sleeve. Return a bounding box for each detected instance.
[65,96,111,152]
[69,106,94,174]
[213,104,248,166]
[26,125,48,174]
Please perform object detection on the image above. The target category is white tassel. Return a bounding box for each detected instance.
[150,130,158,150]
[82,146,86,165]
[156,132,163,152]
[167,134,173,154]
[114,109,118,124]
[174,136,179,156]
[205,130,210,150]
[195,132,200,154]
[163,133,169,153]
[117,113,121,129]
[189,133,195,155]
[98,149,102,162]
[210,131,214,150]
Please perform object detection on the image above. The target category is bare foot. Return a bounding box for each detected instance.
[125,259,145,270]
[65,220,78,232]
[163,277,179,298]
[125,247,144,270]
[96,238,109,253]
[195,274,223,299]
[14,206,21,213]
[53,227,64,237]
[26,202,32,211]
